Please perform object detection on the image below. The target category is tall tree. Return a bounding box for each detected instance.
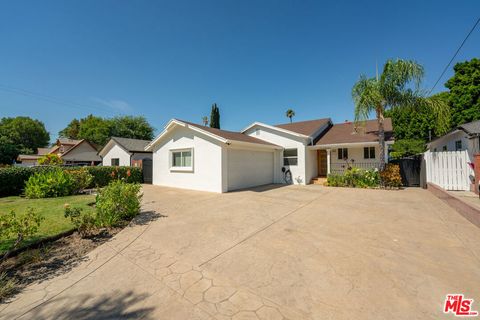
[352,59,450,169]
[445,58,480,127]
[0,136,19,164]
[76,114,112,146]
[210,103,220,129]
[58,119,81,139]
[0,116,50,154]
[110,116,154,140]
[285,109,295,123]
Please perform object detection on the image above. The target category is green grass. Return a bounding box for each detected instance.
[0,194,96,254]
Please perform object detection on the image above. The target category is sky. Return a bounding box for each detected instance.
[0,0,479,141]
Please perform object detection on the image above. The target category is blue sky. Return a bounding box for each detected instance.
[0,0,479,141]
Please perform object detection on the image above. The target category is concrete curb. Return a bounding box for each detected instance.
[427,183,480,228]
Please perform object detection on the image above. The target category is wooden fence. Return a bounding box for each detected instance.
[424,150,471,191]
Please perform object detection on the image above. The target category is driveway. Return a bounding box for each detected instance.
[2,184,480,319]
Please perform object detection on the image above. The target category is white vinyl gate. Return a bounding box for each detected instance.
[424,150,471,191]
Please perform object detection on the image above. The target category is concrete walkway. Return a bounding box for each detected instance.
[1,184,480,319]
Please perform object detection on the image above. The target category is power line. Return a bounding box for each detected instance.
[0,83,115,114]
[428,16,480,95]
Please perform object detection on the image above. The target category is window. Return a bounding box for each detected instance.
[283,148,298,166]
[337,148,348,160]
[111,158,120,166]
[171,149,193,170]
[455,140,462,151]
[363,147,376,159]
[442,145,447,151]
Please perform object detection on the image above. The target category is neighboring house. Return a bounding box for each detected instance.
[98,137,152,167]
[17,139,101,166]
[427,119,480,162]
[146,117,393,193]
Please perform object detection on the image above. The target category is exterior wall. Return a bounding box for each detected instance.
[62,142,101,163]
[329,145,381,173]
[152,126,223,193]
[244,126,309,185]
[225,147,274,191]
[102,144,131,166]
[428,130,480,163]
[305,148,318,183]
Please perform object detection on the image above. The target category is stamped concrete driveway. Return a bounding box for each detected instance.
[2,184,480,320]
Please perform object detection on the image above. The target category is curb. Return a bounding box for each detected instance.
[427,183,480,228]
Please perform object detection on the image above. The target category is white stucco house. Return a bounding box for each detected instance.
[427,119,480,162]
[99,137,152,167]
[145,117,393,193]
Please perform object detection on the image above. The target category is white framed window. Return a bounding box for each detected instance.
[283,148,298,166]
[363,147,375,159]
[455,140,462,151]
[170,148,193,171]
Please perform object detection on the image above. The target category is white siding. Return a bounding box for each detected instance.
[244,126,309,185]
[152,126,223,193]
[102,144,131,166]
[226,148,274,191]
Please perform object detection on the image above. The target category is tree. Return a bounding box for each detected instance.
[389,139,426,159]
[76,115,112,146]
[286,109,295,123]
[210,103,220,129]
[59,119,81,139]
[0,117,50,164]
[110,116,154,140]
[202,116,209,126]
[352,59,450,169]
[445,58,480,127]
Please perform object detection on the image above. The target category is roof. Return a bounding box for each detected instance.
[274,118,331,137]
[179,120,279,146]
[316,118,393,146]
[17,154,42,160]
[37,148,51,155]
[110,137,152,152]
[57,138,82,145]
[458,119,480,135]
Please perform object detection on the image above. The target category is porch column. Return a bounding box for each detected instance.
[384,144,389,163]
[327,149,331,174]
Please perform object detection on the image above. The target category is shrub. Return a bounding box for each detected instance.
[65,168,93,194]
[0,208,44,261]
[327,173,347,187]
[380,164,403,188]
[85,166,143,188]
[38,154,63,166]
[25,168,75,198]
[327,167,380,188]
[64,205,96,237]
[96,180,142,227]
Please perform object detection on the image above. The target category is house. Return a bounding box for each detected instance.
[98,137,152,167]
[146,117,393,193]
[17,139,101,166]
[427,119,480,162]
[98,137,153,183]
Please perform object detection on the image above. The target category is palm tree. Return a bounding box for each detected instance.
[202,116,209,126]
[352,59,450,170]
[286,109,295,123]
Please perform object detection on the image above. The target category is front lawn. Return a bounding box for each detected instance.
[0,194,96,254]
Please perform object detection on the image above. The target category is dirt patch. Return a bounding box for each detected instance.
[0,227,122,303]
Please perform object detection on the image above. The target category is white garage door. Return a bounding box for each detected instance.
[227,149,274,191]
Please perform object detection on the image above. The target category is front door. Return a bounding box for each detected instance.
[318,150,327,176]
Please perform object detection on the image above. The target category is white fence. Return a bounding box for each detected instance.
[424,150,472,191]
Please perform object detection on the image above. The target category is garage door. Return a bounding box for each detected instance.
[227,149,274,191]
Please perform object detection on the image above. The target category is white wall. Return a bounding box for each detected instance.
[102,144,131,166]
[305,148,318,183]
[429,130,477,162]
[328,145,382,173]
[244,126,309,185]
[152,126,223,193]
[225,147,274,191]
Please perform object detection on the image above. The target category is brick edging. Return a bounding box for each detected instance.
[427,183,480,228]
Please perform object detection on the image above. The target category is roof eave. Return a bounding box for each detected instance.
[241,121,310,139]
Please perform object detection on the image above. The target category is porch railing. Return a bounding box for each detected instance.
[330,162,380,174]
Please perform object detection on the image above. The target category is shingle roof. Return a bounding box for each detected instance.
[274,118,331,137]
[37,148,51,155]
[178,120,280,147]
[111,137,152,152]
[57,138,82,145]
[316,118,393,145]
[458,119,480,135]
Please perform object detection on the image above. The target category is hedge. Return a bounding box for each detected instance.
[0,166,143,197]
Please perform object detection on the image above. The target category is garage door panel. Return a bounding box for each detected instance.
[227,149,274,191]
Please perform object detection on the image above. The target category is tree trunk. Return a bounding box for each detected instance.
[377,107,386,170]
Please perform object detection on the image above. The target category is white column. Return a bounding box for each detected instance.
[384,144,389,163]
[327,149,331,174]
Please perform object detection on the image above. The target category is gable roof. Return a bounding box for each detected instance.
[57,138,82,145]
[59,139,99,157]
[316,118,393,146]
[274,118,331,137]
[146,119,281,151]
[458,119,480,135]
[110,137,152,152]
